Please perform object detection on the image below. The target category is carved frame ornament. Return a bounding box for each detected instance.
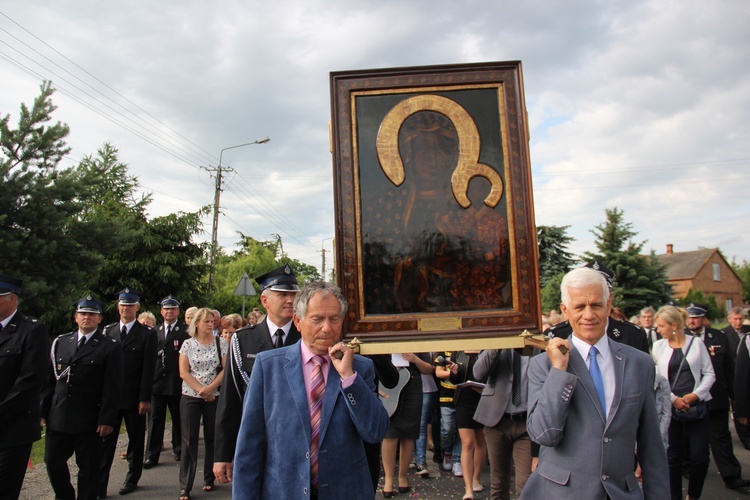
[330,61,540,352]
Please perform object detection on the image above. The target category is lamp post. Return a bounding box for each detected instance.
[208,136,270,290]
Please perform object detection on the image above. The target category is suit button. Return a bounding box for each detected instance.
[602,474,608,480]
[603,437,610,443]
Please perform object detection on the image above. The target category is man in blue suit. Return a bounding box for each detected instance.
[233,282,389,499]
[522,267,669,499]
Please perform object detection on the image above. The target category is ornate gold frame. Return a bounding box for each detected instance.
[330,62,541,353]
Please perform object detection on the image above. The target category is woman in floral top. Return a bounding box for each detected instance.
[178,307,228,500]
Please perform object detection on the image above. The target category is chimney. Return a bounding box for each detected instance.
[666,244,673,254]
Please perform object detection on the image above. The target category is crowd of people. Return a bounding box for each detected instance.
[2,262,750,499]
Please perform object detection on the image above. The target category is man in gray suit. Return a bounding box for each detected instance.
[522,267,669,499]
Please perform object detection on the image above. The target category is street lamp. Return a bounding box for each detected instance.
[208,136,270,289]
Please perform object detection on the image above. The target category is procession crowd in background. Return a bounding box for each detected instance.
[2,262,750,500]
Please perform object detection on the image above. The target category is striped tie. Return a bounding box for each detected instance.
[309,356,325,488]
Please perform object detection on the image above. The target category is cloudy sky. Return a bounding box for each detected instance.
[2,1,749,278]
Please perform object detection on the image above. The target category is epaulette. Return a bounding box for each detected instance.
[105,322,118,329]
[235,324,258,335]
[547,321,569,332]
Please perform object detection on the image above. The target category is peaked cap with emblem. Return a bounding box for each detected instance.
[116,287,142,305]
[584,260,614,288]
[255,264,300,292]
[0,273,22,296]
[159,294,181,308]
[74,295,105,314]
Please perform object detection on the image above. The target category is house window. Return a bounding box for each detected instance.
[726,298,733,311]
[713,263,721,281]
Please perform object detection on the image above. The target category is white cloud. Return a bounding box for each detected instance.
[1,0,749,275]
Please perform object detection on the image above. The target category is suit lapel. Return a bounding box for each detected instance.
[0,311,24,347]
[606,340,626,427]
[0,322,13,347]
[121,323,138,348]
[285,346,312,440]
[319,362,340,445]
[568,342,607,423]
[75,331,102,360]
[285,324,301,346]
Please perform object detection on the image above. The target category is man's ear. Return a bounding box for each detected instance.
[292,312,301,330]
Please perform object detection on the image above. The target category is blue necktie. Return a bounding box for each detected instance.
[588,346,606,418]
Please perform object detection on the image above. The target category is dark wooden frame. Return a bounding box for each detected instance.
[330,61,540,352]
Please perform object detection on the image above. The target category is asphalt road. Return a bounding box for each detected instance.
[21,417,750,499]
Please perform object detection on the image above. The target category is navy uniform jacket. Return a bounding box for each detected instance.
[694,327,734,411]
[0,311,50,447]
[546,318,649,354]
[152,321,189,396]
[215,320,301,463]
[41,330,123,433]
[104,321,157,409]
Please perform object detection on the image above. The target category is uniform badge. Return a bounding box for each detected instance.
[612,328,621,338]
[709,346,716,356]
[57,363,62,371]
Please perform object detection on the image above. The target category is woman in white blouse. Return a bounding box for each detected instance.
[178,308,228,500]
[652,305,715,500]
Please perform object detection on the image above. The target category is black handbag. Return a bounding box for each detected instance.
[670,336,708,422]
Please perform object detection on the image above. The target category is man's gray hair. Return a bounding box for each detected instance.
[561,267,610,307]
[293,281,348,319]
[640,306,656,315]
[728,306,746,317]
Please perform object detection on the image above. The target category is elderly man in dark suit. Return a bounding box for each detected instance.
[213,264,301,484]
[687,303,750,493]
[42,296,123,500]
[0,274,50,499]
[232,282,389,499]
[145,294,189,468]
[522,267,668,499]
[98,289,158,496]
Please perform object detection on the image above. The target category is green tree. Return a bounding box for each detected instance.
[541,272,565,314]
[537,225,577,288]
[731,259,750,305]
[60,143,209,322]
[0,82,100,333]
[583,207,671,316]
[209,236,278,315]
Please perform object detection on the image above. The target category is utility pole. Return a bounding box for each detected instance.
[204,163,232,290]
[205,137,270,291]
[320,237,334,281]
[321,246,327,281]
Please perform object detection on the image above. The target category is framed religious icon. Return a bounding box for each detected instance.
[330,61,542,354]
